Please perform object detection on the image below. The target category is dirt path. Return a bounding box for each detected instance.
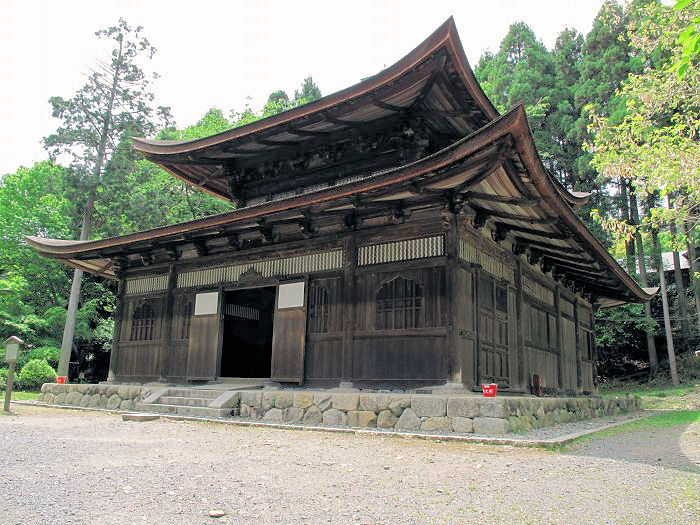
[0,406,698,524]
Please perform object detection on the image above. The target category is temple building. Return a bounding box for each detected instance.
[29,18,655,395]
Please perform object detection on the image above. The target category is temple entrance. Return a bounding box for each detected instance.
[220,287,276,378]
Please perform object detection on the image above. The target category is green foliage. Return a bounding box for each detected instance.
[671,0,700,79]
[27,346,61,368]
[0,368,7,390]
[17,359,57,390]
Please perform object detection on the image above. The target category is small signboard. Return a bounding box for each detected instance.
[194,292,219,316]
[277,282,305,309]
[3,336,23,364]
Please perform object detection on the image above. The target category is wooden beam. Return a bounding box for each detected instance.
[513,237,585,255]
[496,223,569,240]
[463,192,539,207]
[470,204,557,225]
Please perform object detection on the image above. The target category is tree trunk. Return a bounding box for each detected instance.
[620,179,636,275]
[667,197,689,352]
[653,229,680,386]
[57,190,96,378]
[629,190,658,377]
[683,222,700,333]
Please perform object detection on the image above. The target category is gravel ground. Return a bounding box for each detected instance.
[1,406,698,525]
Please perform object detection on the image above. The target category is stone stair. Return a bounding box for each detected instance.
[137,387,240,418]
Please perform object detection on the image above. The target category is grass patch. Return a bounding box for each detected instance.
[0,390,41,401]
[600,381,700,410]
[553,410,700,451]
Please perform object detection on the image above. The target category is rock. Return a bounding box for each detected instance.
[293,392,314,409]
[452,417,474,433]
[411,396,446,417]
[377,410,398,429]
[322,408,347,426]
[117,385,131,399]
[120,399,134,411]
[263,408,284,422]
[210,391,240,409]
[420,417,452,432]
[359,394,388,413]
[331,394,359,411]
[262,392,276,411]
[303,405,323,425]
[395,408,421,431]
[240,404,251,418]
[478,399,506,418]
[347,410,377,428]
[89,394,102,407]
[54,393,66,405]
[209,510,226,518]
[240,391,262,408]
[65,392,83,405]
[43,393,55,404]
[79,395,91,408]
[447,397,479,418]
[274,392,293,409]
[314,393,332,411]
[473,417,509,435]
[99,394,109,408]
[283,407,304,423]
[129,386,143,399]
[106,394,122,410]
[388,395,411,417]
[122,413,160,422]
[40,383,50,394]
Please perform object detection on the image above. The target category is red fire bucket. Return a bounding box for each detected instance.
[481,383,498,397]
[56,376,67,384]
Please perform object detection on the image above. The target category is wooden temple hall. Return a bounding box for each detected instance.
[29,19,655,395]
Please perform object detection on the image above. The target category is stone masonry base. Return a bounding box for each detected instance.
[38,384,641,435]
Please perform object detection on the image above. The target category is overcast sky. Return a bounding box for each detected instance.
[0,0,613,176]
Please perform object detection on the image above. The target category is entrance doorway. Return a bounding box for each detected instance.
[220,287,276,378]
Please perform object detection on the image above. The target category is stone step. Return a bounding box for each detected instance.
[163,388,222,400]
[158,396,213,408]
[137,403,234,418]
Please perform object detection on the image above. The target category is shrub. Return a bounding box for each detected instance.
[0,368,7,390]
[27,346,61,369]
[17,359,57,390]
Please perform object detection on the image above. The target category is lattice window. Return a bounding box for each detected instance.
[376,277,423,330]
[309,285,330,333]
[174,296,193,340]
[129,300,158,341]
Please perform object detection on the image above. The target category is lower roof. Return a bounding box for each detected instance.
[27,106,656,307]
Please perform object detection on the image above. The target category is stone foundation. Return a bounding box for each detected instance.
[37,384,640,435]
[38,383,151,411]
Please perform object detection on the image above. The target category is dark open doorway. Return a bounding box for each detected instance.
[220,286,276,378]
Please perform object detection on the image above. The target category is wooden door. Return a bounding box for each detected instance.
[270,281,307,384]
[186,291,222,381]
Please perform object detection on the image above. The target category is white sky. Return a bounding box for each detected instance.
[0,0,611,175]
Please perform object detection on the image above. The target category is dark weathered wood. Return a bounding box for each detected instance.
[445,213,461,383]
[107,277,126,381]
[341,238,356,382]
[158,264,177,381]
[186,294,221,381]
[270,283,307,383]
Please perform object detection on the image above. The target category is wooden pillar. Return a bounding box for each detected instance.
[445,214,462,384]
[473,266,481,387]
[591,303,600,393]
[341,237,356,384]
[574,298,582,393]
[514,259,526,391]
[107,274,126,382]
[158,264,177,382]
[554,284,564,392]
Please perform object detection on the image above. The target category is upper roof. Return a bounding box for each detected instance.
[28,105,656,306]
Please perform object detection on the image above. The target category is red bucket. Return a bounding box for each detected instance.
[56,376,67,384]
[481,383,498,397]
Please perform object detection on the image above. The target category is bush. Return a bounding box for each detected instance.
[0,368,7,390]
[26,346,61,369]
[17,359,56,390]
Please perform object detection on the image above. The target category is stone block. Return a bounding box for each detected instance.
[420,416,452,432]
[79,395,91,408]
[65,392,83,406]
[314,393,332,411]
[411,396,446,417]
[473,417,510,435]
[478,399,506,418]
[210,391,240,409]
[41,383,51,394]
[359,394,388,413]
[240,391,262,408]
[262,392,276,411]
[322,408,347,426]
[303,405,323,425]
[377,410,398,428]
[120,399,134,411]
[395,408,421,431]
[240,404,251,418]
[331,394,359,412]
[388,395,411,417]
[447,397,479,418]
[293,392,314,409]
[54,393,66,405]
[452,417,474,433]
[106,394,122,410]
[283,407,304,423]
[89,394,102,407]
[274,392,293,409]
[129,387,144,399]
[263,408,284,422]
[117,385,131,399]
[99,394,109,408]
[43,393,55,404]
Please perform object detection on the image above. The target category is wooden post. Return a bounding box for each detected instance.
[158,264,177,382]
[514,259,526,391]
[554,284,564,392]
[3,362,16,414]
[341,237,356,386]
[574,298,582,393]
[473,266,481,388]
[3,336,23,414]
[445,214,462,385]
[107,276,126,382]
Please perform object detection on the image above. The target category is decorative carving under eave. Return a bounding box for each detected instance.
[471,207,489,229]
[445,191,467,215]
[193,241,209,257]
[526,248,542,266]
[540,259,554,274]
[111,256,129,278]
[165,246,180,261]
[512,240,529,256]
[140,251,155,266]
[239,266,264,283]
[491,223,509,243]
[344,212,363,231]
[389,203,412,225]
[299,217,318,238]
[225,163,246,207]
